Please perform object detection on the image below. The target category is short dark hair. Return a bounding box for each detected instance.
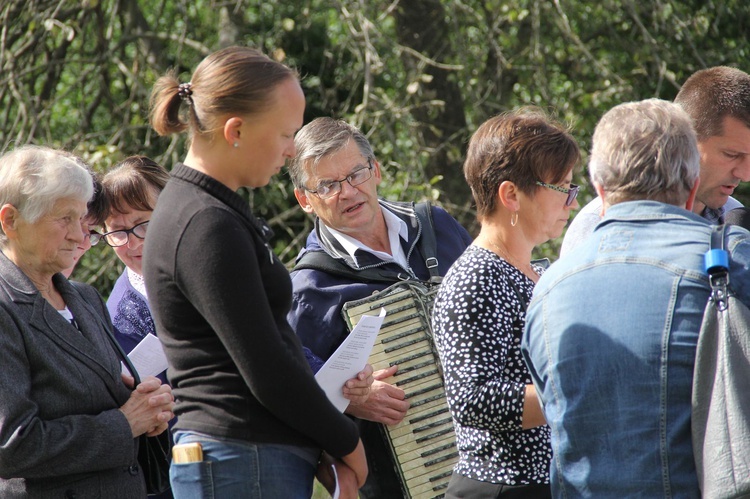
[674,66,750,140]
[463,108,580,221]
[85,175,110,227]
[102,156,169,215]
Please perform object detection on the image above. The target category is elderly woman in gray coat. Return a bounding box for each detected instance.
[0,145,174,498]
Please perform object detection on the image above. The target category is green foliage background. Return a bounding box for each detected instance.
[2,0,750,297]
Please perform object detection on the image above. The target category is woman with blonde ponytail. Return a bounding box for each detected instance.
[144,46,367,499]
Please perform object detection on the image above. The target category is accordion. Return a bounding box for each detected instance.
[342,281,458,499]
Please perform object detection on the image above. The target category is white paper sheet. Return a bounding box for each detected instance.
[121,333,169,379]
[314,308,386,412]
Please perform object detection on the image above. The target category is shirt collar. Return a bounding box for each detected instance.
[127,267,148,299]
[600,200,709,226]
[701,204,725,224]
[326,206,409,267]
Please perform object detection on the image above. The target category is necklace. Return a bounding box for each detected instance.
[485,239,538,281]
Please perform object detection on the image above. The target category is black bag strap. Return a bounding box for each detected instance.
[414,201,441,282]
[104,322,142,386]
[706,224,731,311]
[69,281,141,385]
[711,224,728,253]
[293,250,404,284]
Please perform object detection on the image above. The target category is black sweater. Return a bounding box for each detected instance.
[143,163,359,458]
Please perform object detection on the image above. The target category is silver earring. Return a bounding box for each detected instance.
[233,142,239,148]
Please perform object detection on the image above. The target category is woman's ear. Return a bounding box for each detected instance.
[498,181,520,212]
[223,117,244,147]
[0,204,19,238]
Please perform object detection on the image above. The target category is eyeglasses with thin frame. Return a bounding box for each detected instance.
[535,180,580,207]
[306,160,374,199]
[94,220,149,247]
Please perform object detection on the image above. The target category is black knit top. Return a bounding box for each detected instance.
[143,163,359,458]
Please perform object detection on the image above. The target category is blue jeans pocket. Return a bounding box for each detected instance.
[170,460,214,499]
[169,430,314,499]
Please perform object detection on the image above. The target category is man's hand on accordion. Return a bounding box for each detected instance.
[343,363,375,406]
[345,365,410,425]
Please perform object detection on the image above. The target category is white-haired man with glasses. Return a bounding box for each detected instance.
[287,117,472,498]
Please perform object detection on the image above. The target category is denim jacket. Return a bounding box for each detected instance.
[522,201,750,498]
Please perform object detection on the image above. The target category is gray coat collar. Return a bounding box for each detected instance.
[0,250,123,389]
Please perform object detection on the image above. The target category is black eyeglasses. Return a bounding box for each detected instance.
[535,181,580,207]
[87,231,102,245]
[306,160,374,199]
[94,220,149,247]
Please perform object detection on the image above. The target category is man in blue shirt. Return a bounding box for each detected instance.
[561,66,750,256]
[522,99,750,497]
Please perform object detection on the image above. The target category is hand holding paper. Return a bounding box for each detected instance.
[315,308,386,412]
[342,363,374,406]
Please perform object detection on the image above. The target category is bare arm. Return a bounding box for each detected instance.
[340,439,368,488]
[521,384,546,429]
[316,452,361,499]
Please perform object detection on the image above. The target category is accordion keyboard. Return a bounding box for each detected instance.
[343,282,458,499]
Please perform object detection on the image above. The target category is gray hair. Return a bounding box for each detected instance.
[288,117,374,189]
[0,146,94,241]
[589,98,700,206]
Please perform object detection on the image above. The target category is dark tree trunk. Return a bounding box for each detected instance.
[392,0,473,214]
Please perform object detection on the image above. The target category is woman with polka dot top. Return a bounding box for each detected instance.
[432,108,580,498]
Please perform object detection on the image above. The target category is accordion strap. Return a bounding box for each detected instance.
[414,201,441,283]
[294,250,403,284]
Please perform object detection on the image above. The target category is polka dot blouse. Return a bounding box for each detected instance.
[432,245,551,485]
